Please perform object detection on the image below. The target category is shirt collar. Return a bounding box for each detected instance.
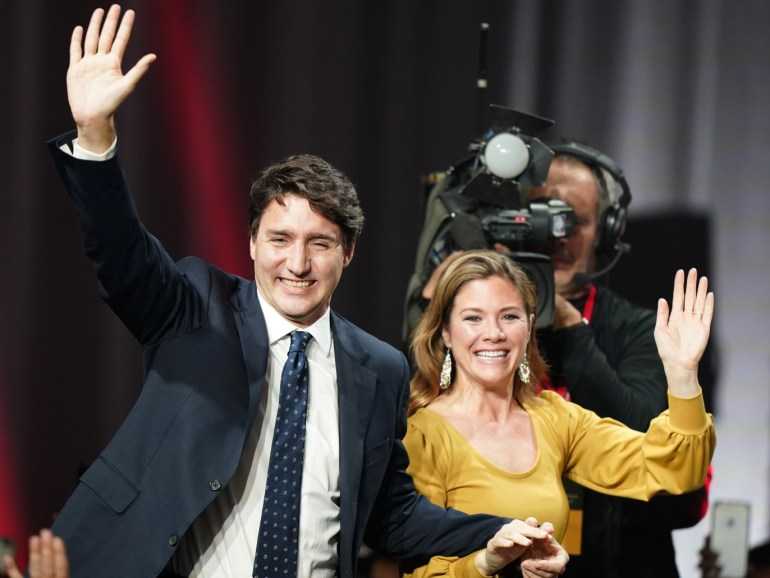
[256,285,333,358]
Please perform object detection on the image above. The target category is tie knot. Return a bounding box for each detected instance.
[288,330,312,354]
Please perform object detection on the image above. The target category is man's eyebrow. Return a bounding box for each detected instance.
[262,229,339,242]
[263,228,292,236]
[308,233,340,242]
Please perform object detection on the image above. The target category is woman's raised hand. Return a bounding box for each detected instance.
[654,268,714,396]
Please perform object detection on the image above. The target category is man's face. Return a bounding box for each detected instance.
[527,158,600,295]
[250,194,354,327]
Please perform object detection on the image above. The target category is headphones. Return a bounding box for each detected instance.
[548,140,632,257]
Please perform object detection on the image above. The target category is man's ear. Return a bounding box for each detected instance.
[343,240,356,267]
[249,232,258,261]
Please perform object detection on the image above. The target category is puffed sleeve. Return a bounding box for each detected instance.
[559,390,715,499]
[403,417,493,578]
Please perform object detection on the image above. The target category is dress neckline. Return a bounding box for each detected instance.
[418,406,542,478]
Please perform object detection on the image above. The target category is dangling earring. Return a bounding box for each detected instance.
[518,355,531,384]
[439,348,453,390]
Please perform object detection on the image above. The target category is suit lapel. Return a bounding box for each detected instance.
[332,314,378,569]
[232,281,270,424]
[232,293,377,574]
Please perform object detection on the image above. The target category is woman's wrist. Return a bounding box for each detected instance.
[664,366,701,398]
[474,550,493,577]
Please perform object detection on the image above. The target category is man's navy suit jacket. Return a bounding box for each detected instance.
[47,135,503,578]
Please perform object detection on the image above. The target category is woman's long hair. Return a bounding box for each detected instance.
[409,250,548,415]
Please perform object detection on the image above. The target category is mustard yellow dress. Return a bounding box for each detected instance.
[403,390,715,578]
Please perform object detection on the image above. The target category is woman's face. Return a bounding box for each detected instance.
[442,275,531,392]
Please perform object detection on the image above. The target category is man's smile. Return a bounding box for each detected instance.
[278,277,315,289]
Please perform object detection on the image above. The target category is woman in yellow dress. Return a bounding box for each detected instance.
[405,251,715,577]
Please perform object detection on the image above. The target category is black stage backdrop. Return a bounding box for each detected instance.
[3,0,770,569]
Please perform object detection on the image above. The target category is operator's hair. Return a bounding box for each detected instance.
[248,154,364,251]
[409,250,547,415]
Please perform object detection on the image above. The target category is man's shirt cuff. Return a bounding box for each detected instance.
[59,137,118,161]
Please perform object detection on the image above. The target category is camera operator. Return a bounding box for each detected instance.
[525,142,708,578]
[404,140,708,577]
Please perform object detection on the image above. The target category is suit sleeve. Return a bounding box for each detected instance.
[363,354,506,567]
[48,133,205,346]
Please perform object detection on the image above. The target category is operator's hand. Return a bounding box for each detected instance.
[520,521,568,578]
[421,251,462,300]
[499,244,586,330]
[474,518,551,577]
[697,535,722,578]
[3,530,69,578]
[552,295,583,329]
[67,5,156,153]
[654,268,714,397]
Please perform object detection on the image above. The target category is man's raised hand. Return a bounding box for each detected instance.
[67,5,156,153]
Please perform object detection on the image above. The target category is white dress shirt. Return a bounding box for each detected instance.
[63,139,341,577]
[172,291,341,577]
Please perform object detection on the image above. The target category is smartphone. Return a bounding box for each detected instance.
[710,501,750,578]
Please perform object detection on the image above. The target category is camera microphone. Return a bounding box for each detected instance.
[572,242,631,287]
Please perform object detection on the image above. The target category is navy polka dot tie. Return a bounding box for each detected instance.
[253,330,312,578]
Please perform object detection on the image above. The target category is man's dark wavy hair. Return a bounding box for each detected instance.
[248,154,364,252]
